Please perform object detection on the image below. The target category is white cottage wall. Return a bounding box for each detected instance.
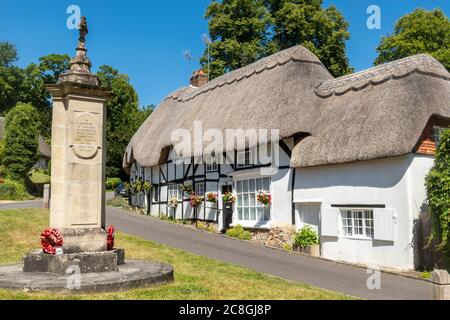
[294,154,433,270]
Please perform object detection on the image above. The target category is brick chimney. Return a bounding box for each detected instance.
[190,69,209,88]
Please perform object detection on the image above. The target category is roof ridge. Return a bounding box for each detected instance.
[315,54,450,98]
[164,45,327,103]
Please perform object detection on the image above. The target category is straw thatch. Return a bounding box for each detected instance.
[123,46,450,170]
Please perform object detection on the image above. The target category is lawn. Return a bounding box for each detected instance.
[0,209,352,300]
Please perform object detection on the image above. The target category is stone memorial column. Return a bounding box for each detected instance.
[46,17,111,253]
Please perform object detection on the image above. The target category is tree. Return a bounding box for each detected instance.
[267,0,352,77]
[375,9,450,71]
[0,42,18,67]
[201,0,273,79]
[2,103,40,181]
[97,65,144,179]
[201,0,352,79]
[425,129,450,267]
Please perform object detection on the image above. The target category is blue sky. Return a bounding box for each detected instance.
[0,0,449,107]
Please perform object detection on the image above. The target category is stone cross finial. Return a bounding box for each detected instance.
[78,16,89,49]
[58,16,99,85]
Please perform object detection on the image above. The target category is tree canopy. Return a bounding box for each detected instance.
[201,0,352,79]
[97,65,153,179]
[2,103,40,181]
[375,9,450,71]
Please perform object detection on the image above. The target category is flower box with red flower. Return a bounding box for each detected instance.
[257,191,272,206]
[206,192,218,204]
[190,194,204,208]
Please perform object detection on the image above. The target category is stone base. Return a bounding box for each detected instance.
[0,260,174,294]
[23,249,125,274]
[61,228,107,254]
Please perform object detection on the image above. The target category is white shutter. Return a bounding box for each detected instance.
[374,208,395,242]
[321,208,339,238]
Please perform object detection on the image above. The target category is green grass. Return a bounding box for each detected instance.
[29,171,51,185]
[0,209,353,300]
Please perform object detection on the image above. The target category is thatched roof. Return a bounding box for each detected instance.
[0,116,51,158]
[123,46,450,170]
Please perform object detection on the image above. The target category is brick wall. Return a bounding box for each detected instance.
[415,117,450,156]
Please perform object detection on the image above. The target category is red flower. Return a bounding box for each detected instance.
[40,228,63,255]
[107,225,115,251]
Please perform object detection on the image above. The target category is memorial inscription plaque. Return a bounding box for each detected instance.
[71,112,100,159]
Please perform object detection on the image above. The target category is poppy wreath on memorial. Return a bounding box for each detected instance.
[107,225,115,251]
[40,228,64,255]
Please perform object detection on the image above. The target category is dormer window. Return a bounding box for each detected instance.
[434,126,448,147]
[237,149,251,168]
[205,152,218,172]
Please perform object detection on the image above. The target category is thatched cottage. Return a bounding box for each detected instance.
[123,45,450,270]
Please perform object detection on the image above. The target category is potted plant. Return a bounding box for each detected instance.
[181,183,193,195]
[257,191,272,206]
[168,197,179,209]
[190,194,204,208]
[293,226,320,257]
[222,192,236,204]
[206,192,218,204]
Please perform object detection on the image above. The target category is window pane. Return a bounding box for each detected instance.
[237,195,242,206]
[257,207,263,220]
[243,180,249,193]
[249,207,256,220]
[263,207,270,221]
[243,194,249,207]
[249,179,256,192]
[249,193,256,206]
[263,178,270,191]
[244,208,249,220]
[256,179,263,192]
[238,208,243,220]
[237,181,242,193]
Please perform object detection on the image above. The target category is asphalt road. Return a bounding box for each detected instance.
[0,200,433,300]
[0,200,43,210]
[105,207,433,300]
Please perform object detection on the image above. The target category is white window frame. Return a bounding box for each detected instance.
[235,177,271,226]
[205,153,218,172]
[168,184,182,201]
[152,185,159,202]
[195,182,205,196]
[434,126,448,147]
[236,149,251,169]
[340,208,374,240]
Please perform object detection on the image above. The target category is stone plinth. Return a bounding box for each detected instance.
[1,260,174,293]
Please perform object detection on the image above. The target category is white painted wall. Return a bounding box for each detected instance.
[294,154,434,270]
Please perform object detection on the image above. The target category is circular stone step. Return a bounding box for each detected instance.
[0,260,174,294]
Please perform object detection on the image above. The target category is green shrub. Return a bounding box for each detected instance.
[106,177,122,190]
[294,226,319,249]
[3,103,40,181]
[226,225,252,241]
[0,179,33,201]
[426,129,450,266]
[106,196,129,209]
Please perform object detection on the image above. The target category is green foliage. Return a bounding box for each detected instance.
[283,243,293,251]
[28,169,50,185]
[3,103,40,181]
[97,66,153,179]
[375,9,450,71]
[201,0,352,79]
[106,177,122,191]
[0,179,33,201]
[226,225,252,240]
[425,129,450,266]
[0,139,5,165]
[294,226,319,249]
[0,42,18,67]
[106,196,130,210]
